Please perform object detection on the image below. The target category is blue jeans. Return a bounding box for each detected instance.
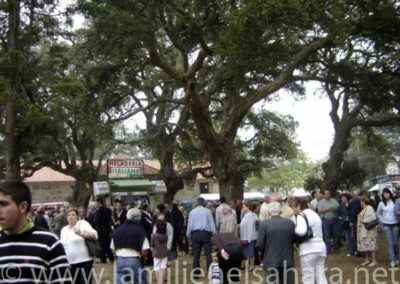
[382,225,399,262]
[322,218,339,253]
[116,256,148,284]
[343,228,355,255]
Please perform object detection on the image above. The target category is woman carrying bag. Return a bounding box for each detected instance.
[61,208,98,284]
[357,196,378,267]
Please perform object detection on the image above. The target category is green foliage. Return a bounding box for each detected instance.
[346,130,393,179]
[304,176,323,192]
[246,152,317,192]
[236,110,298,176]
[339,159,369,190]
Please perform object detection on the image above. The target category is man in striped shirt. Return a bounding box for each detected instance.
[0,181,72,283]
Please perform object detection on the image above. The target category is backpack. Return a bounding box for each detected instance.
[293,213,313,244]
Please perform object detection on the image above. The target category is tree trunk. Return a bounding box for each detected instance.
[322,126,352,193]
[186,85,245,203]
[5,0,22,181]
[71,178,91,206]
[216,169,245,203]
[160,150,184,204]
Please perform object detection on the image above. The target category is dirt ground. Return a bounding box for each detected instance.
[92,232,399,283]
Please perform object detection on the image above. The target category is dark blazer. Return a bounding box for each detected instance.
[112,209,127,229]
[256,215,295,270]
[94,206,113,234]
[348,197,361,223]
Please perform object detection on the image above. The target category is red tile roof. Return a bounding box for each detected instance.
[22,159,208,183]
[24,167,75,183]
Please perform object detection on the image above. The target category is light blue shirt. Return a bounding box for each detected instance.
[186,206,217,237]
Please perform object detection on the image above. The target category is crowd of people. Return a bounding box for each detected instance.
[1,180,400,284]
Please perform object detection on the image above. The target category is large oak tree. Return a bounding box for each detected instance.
[75,0,398,201]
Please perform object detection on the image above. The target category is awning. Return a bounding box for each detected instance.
[109,180,156,192]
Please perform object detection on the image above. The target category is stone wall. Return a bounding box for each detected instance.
[27,182,74,203]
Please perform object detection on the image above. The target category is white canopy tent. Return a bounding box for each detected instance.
[199,192,265,201]
[368,184,379,192]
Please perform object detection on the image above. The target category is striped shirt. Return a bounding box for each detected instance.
[0,226,72,284]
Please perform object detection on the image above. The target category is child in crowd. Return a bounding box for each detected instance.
[151,219,168,284]
[208,252,221,284]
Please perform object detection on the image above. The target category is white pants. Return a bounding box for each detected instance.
[300,254,328,284]
[153,257,168,271]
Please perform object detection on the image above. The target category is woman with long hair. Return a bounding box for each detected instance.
[377,188,399,267]
[289,197,328,284]
[151,219,168,284]
[357,196,378,267]
[60,208,98,284]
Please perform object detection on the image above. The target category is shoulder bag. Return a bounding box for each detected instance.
[293,213,313,244]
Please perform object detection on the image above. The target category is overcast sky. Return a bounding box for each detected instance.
[267,91,334,162]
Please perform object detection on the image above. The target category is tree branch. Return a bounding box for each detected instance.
[186,50,207,79]
[149,50,185,84]
[251,38,330,105]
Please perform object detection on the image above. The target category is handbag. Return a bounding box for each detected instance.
[293,213,313,244]
[342,220,351,230]
[85,238,102,257]
[363,219,379,230]
[78,220,101,257]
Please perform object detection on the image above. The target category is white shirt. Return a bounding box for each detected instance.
[377,200,398,225]
[60,220,98,264]
[291,209,326,257]
[111,238,150,257]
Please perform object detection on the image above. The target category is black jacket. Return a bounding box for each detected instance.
[94,206,112,234]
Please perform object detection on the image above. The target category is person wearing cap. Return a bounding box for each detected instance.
[111,208,149,284]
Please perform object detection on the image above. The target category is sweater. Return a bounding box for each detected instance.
[0,226,71,283]
[112,220,146,252]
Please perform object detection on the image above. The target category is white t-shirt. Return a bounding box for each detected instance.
[60,220,98,264]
